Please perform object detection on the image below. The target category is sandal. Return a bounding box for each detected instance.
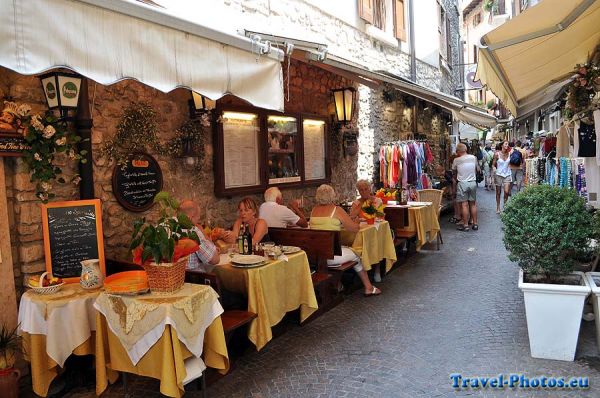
[364,286,382,297]
[472,224,479,231]
[449,217,460,224]
[456,225,469,231]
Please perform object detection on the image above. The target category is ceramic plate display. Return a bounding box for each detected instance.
[230,254,267,265]
[104,271,149,295]
[281,246,302,254]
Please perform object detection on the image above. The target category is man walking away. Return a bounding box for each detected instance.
[509,140,527,192]
[452,143,480,231]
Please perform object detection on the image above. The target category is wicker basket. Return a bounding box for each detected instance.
[142,256,188,294]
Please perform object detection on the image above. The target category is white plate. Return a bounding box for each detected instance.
[281,246,301,254]
[231,261,268,268]
[407,201,432,207]
[230,254,267,265]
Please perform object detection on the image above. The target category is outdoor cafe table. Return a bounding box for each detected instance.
[18,283,100,397]
[340,220,397,272]
[213,250,318,351]
[392,203,440,251]
[94,283,229,398]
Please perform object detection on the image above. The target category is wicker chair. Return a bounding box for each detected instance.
[416,189,443,250]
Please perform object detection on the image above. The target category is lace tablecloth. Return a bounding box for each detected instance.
[93,283,223,365]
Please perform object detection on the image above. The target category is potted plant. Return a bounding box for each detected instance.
[130,191,200,293]
[376,188,396,204]
[0,323,21,398]
[361,199,384,225]
[502,185,593,361]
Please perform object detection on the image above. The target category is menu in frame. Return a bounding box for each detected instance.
[223,112,261,189]
[303,119,326,180]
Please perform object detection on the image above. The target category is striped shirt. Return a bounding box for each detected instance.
[187,226,219,272]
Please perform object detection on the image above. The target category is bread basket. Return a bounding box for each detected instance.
[27,271,64,295]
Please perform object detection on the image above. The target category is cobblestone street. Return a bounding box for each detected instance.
[26,189,600,397]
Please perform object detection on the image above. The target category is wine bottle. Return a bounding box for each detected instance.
[237,224,245,254]
[243,223,253,255]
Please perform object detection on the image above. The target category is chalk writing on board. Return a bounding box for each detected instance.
[112,152,163,212]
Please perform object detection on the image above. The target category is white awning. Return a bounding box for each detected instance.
[476,0,600,117]
[0,0,285,111]
[301,52,497,128]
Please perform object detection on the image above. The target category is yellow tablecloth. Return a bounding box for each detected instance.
[341,221,397,272]
[95,312,229,398]
[21,332,95,397]
[214,251,318,351]
[399,205,440,251]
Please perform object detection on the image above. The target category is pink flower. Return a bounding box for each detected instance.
[579,67,587,75]
[580,79,588,87]
[31,115,44,131]
[34,153,42,161]
[42,125,56,139]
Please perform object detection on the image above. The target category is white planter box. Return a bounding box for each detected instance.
[585,272,600,351]
[519,269,590,361]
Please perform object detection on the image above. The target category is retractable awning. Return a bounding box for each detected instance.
[0,0,285,111]
[299,51,497,128]
[476,0,600,117]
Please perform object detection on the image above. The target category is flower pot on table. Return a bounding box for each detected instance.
[142,256,188,294]
[519,269,590,361]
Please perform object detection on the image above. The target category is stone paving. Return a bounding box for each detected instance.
[22,189,600,397]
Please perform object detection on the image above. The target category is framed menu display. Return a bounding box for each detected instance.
[222,112,261,189]
[214,107,330,196]
[41,199,105,283]
[303,118,327,181]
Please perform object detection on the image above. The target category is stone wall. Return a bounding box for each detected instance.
[1,59,357,294]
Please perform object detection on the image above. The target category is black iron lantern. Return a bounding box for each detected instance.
[38,72,82,119]
[189,91,216,119]
[332,88,355,124]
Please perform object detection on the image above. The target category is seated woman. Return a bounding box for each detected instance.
[218,197,269,246]
[348,179,382,221]
[311,184,381,297]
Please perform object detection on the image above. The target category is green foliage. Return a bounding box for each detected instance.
[483,0,496,12]
[165,118,210,173]
[14,103,83,202]
[0,323,21,370]
[563,62,600,120]
[101,102,162,166]
[486,99,496,110]
[129,191,200,264]
[501,185,595,279]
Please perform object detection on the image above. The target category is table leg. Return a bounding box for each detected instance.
[123,372,131,398]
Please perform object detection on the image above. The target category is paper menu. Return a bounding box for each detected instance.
[303,122,326,180]
[223,120,260,188]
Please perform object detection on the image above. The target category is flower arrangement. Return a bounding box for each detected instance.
[101,102,163,167]
[9,102,84,202]
[563,62,600,120]
[130,191,200,265]
[376,188,396,204]
[361,199,385,224]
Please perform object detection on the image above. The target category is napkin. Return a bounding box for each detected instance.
[278,254,289,262]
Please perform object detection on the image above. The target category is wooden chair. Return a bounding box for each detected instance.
[417,189,443,250]
[383,206,416,252]
[184,270,257,338]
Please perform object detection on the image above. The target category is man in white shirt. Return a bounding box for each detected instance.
[259,187,308,228]
[452,143,480,231]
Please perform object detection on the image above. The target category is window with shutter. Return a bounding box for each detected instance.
[393,0,406,41]
[358,0,374,24]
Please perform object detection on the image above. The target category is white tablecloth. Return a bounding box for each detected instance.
[18,284,100,367]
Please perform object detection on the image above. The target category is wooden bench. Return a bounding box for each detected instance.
[268,227,357,314]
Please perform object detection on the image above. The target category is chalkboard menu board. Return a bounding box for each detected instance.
[41,199,106,283]
[112,152,163,212]
[0,136,30,156]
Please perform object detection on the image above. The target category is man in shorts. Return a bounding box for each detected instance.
[452,143,480,231]
[509,140,527,192]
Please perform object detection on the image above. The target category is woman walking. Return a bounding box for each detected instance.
[492,141,512,214]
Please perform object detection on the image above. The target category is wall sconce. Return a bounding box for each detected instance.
[38,72,82,119]
[332,88,355,124]
[189,91,216,119]
[180,136,198,168]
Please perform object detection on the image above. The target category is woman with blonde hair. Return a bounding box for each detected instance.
[218,197,269,245]
[310,184,381,297]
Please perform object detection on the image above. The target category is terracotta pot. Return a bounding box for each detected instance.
[366,218,375,225]
[0,368,20,398]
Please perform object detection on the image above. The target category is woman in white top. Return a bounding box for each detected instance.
[492,141,512,214]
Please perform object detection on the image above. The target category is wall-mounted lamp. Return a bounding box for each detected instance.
[180,136,198,168]
[38,72,82,120]
[189,91,216,119]
[332,88,355,124]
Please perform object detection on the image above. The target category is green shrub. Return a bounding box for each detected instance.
[501,185,594,279]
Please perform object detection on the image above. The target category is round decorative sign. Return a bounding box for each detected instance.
[62,82,78,99]
[46,82,56,99]
[112,152,163,212]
